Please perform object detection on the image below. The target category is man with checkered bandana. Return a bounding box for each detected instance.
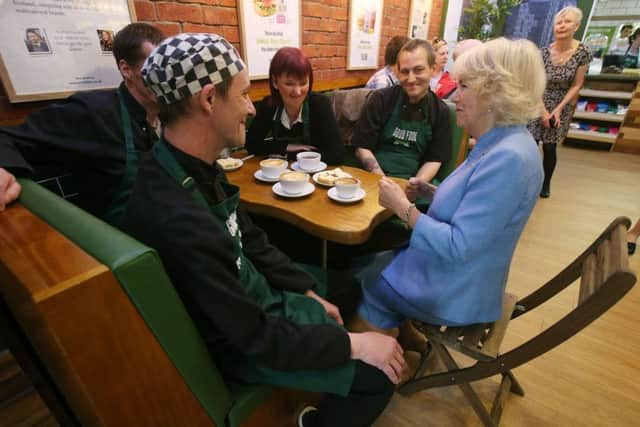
[120,33,403,427]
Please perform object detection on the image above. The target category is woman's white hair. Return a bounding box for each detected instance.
[452,37,546,127]
[555,6,583,24]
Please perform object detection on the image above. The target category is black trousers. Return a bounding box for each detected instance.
[309,361,395,427]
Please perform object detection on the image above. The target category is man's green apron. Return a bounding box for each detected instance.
[623,47,639,68]
[152,139,355,396]
[102,86,145,224]
[376,92,433,215]
[375,93,432,180]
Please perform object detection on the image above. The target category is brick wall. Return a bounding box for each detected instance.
[132,0,444,94]
[0,0,444,121]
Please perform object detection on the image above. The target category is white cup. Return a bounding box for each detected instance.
[334,177,360,199]
[279,171,310,194]
[260,158,288,179]
[296,151,321,171]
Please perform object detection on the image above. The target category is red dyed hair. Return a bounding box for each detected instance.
[268,47,313,106]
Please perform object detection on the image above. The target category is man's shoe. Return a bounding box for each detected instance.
[297,406,318,427]
[540,189,550,198]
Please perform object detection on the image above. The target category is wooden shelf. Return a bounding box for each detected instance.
[572,111,624,122]
[579,88,632,100]
[566,129,617,144]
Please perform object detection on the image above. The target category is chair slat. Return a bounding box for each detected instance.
[596,238,610,290]
[479,293,518,358]
[579,253,597,305]
[610,225,629,273]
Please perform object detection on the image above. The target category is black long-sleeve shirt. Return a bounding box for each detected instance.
[0,83,156,220]
[245,92,344,165]
[120,145,351,371]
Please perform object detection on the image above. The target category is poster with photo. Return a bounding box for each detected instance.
[347,0,385,70]
[238,0,301,80]
[408,0,432,39]
[0,0,134,103]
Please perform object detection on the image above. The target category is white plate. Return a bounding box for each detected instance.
[217,158,243,171]
[312,170,353,187]
[254,169,289,183]
[328,187,366,203]
[291,161,327,173]
[272,182,315,198]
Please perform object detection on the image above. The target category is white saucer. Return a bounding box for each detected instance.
[291,161,327,173]
[254,169,289,183]
[217,158,243,171]
[272,182,315,198]
[328,187,366,203]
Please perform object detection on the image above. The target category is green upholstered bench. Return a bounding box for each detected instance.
[10,179,303,427]
[434,100,468,184]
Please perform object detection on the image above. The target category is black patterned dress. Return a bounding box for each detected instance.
[528,43,592,144]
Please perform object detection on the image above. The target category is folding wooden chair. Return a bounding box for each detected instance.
[399,217,637,427]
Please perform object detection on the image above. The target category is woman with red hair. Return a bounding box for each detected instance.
[246,47,344,165]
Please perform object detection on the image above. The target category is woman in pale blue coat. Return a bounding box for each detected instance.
[354,38,546,332]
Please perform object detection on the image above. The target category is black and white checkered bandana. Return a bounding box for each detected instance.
[142,33,245,104]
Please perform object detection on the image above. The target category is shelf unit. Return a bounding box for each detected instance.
[578,88,632,100]
[571,111,624,122]
[566,74,639,150]
[565,129,617,143]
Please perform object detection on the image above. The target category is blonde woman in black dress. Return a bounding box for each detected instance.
[528,6,592,198]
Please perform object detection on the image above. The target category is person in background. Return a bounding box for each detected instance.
[452,38,483,62]
[608,24,634,54]
[245,47,344,165]
[122,33,402,427]
[24,28,49,53]
[528,6,592,198]
[353,38,451,196]
[430,37,456,98]
[0,23,165,223]
[365,35,410,89]
[621,28,640,68]
[99,30,114,52]
[351,38,544,355]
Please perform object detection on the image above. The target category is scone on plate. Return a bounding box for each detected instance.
[217,158,242,170]
[316,168,352,185]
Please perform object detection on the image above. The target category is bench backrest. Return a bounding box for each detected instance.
[5,179,231,426]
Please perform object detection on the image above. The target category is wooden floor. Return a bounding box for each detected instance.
[1,143,638,426]
[375,143,640,426]
[0,351,57,427]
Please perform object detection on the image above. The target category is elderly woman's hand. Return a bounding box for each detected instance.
[379,176,411,217]
[406,177,437,201]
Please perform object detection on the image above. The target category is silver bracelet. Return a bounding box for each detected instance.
[404,203,416,223]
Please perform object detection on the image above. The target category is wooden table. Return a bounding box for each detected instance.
[226,156,404,265]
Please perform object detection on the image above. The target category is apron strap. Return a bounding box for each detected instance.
[101,87,141,224]
[152,139,210,210]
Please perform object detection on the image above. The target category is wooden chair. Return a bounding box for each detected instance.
[399,217,637,427]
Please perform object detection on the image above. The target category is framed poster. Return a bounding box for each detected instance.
[347,0,385,70]
[0,0,135,103]
[237,0,302,80]
[408,0,432,39]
